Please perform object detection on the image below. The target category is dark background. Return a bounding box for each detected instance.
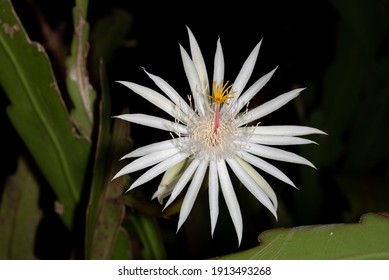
[1,0,388,259]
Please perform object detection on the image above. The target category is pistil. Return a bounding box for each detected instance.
[209,81,235,133]
[214,103,220,133]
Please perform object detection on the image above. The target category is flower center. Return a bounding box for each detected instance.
[187,112,237,160]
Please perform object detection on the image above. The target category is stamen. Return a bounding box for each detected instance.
[187,112,237,161]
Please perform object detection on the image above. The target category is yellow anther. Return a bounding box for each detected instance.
[208,81,235,106]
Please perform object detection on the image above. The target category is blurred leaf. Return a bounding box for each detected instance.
[128,212,167,260]
[344,57,389,170]
[85,60,129,259]
[111,227,132,260]
[314,1,389,168]
[296,110,326,223]
[0,0,90,228]
[330,0,389,56]
[219,213,389,260]
[66,4,96,141]
[318,21,367,166]
[297,0,389,226]
[75,0,88,17]
[0,157,42,259]
[90,8,132,84]
[337,175,389,222]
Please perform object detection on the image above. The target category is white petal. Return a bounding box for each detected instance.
[240,142,316,168]
[247,135,316,146]
[226,158,277,219]
[231,40,262,102]
[217,159,243,245]
[208,160,219,236]
[186,26,209,96]
[177,160,208,232]
[180,45,206,116]
[114,148,179,180]
[114,114,188,135]
[234,157,278,210]
[236,150,296,188]
[153,159,189,204]
[121,138,183,159]
[164,159,201,209]
[126,152,188,191]
[248,125,327,136]
[231,67,278,114]
[213,38,224,87]
[236,88,304,127]
[143,69,193,117]
[116,81,180,121]
[152,185,173,204]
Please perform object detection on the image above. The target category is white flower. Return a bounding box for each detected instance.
[113,27,325,245]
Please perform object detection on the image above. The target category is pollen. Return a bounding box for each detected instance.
[209,81,235,106]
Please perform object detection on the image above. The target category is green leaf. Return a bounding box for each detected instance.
[128,212,167,260]
[90,8,132,84]
[0,157,42,259]
[85,60,129,259]
[111,227,133,260]
[0,0,90,228]
[75,0,88,17]
[65,4,96,141]
[219,213,389,260]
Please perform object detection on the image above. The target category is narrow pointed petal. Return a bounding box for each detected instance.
[208,160,219,236]
[164,159,201,209]
[115,148,179,178]
[247,135,316,146]
[231,67,278,114]
[126,152,188,191]
[236,150,296,188]
[213,38,224,87]
[121,138,183,159]
[234,157,278,210]
[237,88,304,127]
[114,114,188,135]
[186,26,209,95]
[116,81,181,121]
[231,40,262,102]
[153,159,189,204]
[217,160,243,245]
[180,45,205,116]
[143,69,193,117]
[240,142,316,168]
[248,125,327,136]
[177,160,208,232]
[226,158,277,219]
